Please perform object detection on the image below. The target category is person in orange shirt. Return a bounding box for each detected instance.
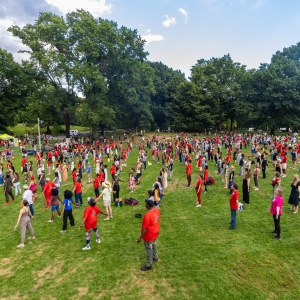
[186,159,192,187]
[137,199,160,271]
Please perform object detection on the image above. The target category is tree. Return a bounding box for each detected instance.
[149,61,186,130]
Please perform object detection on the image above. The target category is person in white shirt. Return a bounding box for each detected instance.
[22,185,34,216]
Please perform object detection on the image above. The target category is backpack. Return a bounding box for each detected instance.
[124,198,139,206]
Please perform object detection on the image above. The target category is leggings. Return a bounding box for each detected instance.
[85,228,100,245]
[197,191,202,204]
[5,190,14,203]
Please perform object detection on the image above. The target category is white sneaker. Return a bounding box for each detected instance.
[110,216,113,219]
[195,202,199,205]
[82,245,91,250]
[17,244,25,248]
[196,204,201,207]
[58,215,61,218]
[47,220,53,223]
[104,217,110,221]
[96,239,101,244]
[28,236,35,240]
[59,230,66,233]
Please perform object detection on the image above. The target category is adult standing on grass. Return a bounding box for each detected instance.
[13,200,35,248]
[195,174,203,207]
[203,165,209,194]
[137,199,160,271]
[43,178,56,209]
[229,183,239,230]
[79,197,107,250]
[22,185,34,216]
[288,174,300,214]
[253,163,260,190]
[242,171,251,204]
[96,181,112,220]
[4,174,14,204]
[186,159,192,187]
[271,172,281,199]
[73,178,83,208]
[270,187,284,239]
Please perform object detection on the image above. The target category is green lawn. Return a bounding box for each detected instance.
[0,139,300,299]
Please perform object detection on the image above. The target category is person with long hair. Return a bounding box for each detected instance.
[13,172,22,197]
[270,187,284,239]
[253,163,260,190]
[48,188,62,222]
[288,174,300,214]
[13,200,35,248]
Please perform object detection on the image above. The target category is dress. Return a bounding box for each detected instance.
[62,164,68,182]
[243,178,250,204]
[288,182,300,206]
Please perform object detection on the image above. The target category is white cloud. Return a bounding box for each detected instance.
[142,30,164,44]
[252,0,267,10]
[162,15,177,28]
[45,0,112,16]
[178,8,188,24]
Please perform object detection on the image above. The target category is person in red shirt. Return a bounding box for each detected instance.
[79,197,107,250]
[93,175,100,197]
[186,159,192,187]
[203,165,209,193]
[195,174,203,207]
[229,183,239,230]
[281,152,287,177]
[137,198,160,271]
[73,178,83,207]
[43,178,56,208]
[110,164,116,181]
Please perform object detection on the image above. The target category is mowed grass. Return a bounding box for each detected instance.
[1,140,300,299]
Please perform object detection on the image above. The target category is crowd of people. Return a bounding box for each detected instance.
[1,130,300,267]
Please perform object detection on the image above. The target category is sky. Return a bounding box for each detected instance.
[1,0,300,78]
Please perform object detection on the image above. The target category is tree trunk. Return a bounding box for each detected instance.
[46,125,51,134]
[92,125,97,139]
[230,118,233,131]
[270,126,275,136]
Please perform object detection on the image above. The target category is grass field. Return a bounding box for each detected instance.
[0,138,300,299]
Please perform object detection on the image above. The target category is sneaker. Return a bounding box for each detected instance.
[75,206,79,209]
[47,220,53,223]
[17,244,25,248]
[140,265,152,271]
[4,202,9,205]
[104,217,110,221]
[273,236,281,240]
[195,202,199,205]
[58,215,61,218]
[82,245,91,250]
[153,257,158,262]
[28,236,35,240]
[96,239,101,244]
[229,227,236,230]
[109,216,113,219]
[196,204,201,207]
[59,230,66,233]
[204,191,207,194]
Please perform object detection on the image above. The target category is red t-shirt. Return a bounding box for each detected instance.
[83,205,102,231]
[230,190,239,210]
[142,208,160,242]
[186,163,192,175]
[110,166,116,175]
[204,169,208,182]
[44,182,56,196]
[196,178,203,192]
[93,177,100,189]
[74,182,82,194]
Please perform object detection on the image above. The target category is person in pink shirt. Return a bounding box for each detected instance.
[270,187,284,239]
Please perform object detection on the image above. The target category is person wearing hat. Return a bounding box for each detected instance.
[95,181,112,220]
[4,174,14,204]
[22,184,34,216]
[136,198,160,271]
[79,197,107,250]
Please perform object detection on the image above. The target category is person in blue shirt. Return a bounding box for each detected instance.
[86,162,92,184]
[60,190,76,233]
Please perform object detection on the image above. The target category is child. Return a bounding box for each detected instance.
[60,190,76,233]
[48,188,62,223]
[79,197,107,250]
[129,173,136,192]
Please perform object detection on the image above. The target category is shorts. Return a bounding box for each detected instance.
[154,201,160,206]
[103,199,111,207]
[282,163,287,170]
[169,171,173,177]
[51,205,60,212]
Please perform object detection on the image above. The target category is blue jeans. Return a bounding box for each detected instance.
[29,204,34,216]
[230,208,237,228]
[75,192,83,205]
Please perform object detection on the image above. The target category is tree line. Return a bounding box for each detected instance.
[1,9,300,137]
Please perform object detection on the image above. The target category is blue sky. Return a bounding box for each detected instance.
[1,0,300,78]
